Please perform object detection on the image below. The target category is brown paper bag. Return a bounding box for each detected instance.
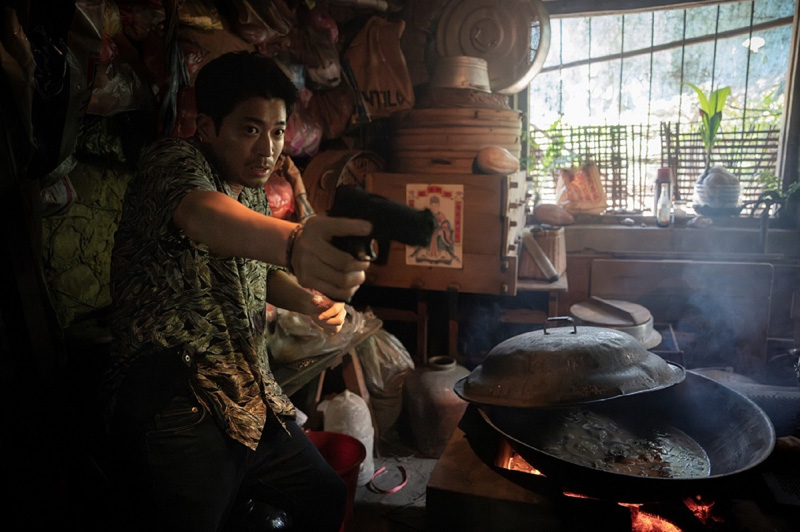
[554,161,608,215]
[344,16,414,119]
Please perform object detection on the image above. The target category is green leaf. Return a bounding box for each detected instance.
[685,83,731,163]
[709,86,731,115]
[686,83,710,114]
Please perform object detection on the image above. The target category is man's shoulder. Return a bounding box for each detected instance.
[140,136,202,166]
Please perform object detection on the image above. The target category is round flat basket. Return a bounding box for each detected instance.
[303,150,385,213]
[435,0,551,94]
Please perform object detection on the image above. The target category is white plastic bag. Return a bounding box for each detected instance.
[317,390,375,486]
[355,329,414,436]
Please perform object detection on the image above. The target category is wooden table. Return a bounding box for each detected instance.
[273,318,383,431]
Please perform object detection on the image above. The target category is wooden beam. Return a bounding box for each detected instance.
[777,0,800,187]
[540,16,793,74]
[543,0,743,18]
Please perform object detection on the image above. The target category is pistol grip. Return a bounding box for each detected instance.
[332,235,376,262]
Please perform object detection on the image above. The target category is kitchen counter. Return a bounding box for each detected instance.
[564,223,800,260]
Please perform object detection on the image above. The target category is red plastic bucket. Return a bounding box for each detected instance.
[306,430,366,530]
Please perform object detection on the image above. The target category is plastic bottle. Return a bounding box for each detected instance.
[656,182,672,227]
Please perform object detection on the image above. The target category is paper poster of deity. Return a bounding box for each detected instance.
[405,184,463,268]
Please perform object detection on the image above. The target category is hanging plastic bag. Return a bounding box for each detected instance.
[39,156,78,217]
[306,80,357,139]
[265,155,315,221]
[355,328,415,436]
[554,161,608,215]
[344,16,414,119]
[302,23,341,89]
[28,1,103,184]
[265,169,295,220]
[268,304,366,365]
[317,390,375,486]
[225,0,293,54]
[284,88,323,158]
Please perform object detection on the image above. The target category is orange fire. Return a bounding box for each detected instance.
[497,441,724,532]
[683,495,721,526]
[624,504,682,532]
[506,453,545,476]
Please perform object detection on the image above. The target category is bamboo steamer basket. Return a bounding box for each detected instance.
[429,55,492,93]
[390,151,476,174]
[392,130,521,152]
[390,107,523,174]
[392,108,522,128]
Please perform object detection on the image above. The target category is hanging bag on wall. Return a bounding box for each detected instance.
[344,16,414,119]
[554,161,608,215]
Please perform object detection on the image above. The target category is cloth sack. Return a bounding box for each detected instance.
[344,16,414,119]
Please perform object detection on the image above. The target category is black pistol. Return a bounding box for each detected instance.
[327,184,437,264]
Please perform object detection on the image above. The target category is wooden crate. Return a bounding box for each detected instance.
[519,227,567,280]
[364,171,527,295]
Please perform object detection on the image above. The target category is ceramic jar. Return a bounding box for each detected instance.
[404,355,470,458]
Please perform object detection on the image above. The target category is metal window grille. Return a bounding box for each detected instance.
[529,123,779,213]
[527,1,792,215]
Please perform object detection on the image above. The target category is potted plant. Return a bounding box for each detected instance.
[686,83,740,213]
[754,170,800,228]
[686,83,731,170]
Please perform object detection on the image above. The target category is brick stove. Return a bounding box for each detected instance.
[427,405,800,531]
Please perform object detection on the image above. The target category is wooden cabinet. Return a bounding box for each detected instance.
[365,170,527,295]
[585,258,774,377]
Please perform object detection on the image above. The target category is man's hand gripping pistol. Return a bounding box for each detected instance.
[327,185,437,264]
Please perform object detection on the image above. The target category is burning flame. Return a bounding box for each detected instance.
[497,441,722,532]
[624,504,682,532]
[683,495,721,526]
[507,454,545,476]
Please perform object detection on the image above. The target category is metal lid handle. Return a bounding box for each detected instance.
[542,316,577,335]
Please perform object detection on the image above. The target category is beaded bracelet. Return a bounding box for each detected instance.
[285,222,303,275]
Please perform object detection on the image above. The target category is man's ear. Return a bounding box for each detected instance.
[196,114,215,141]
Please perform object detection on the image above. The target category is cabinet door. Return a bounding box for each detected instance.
[589,259,773,376]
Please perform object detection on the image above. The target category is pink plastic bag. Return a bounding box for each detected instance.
[265,170,295,220]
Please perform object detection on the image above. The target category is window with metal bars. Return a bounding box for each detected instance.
[527,0,794,216]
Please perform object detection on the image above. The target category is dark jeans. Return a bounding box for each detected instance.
[108,391,346,532]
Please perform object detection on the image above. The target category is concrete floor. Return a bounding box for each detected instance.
[347,455,436,532]
[342,425,438,532]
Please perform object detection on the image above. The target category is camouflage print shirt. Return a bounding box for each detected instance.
[107,136,294,451]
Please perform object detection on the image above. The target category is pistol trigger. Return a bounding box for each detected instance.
[366,238,379,262]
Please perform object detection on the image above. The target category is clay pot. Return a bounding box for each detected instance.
[404,356,470,458]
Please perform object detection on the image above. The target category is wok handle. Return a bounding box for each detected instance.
[542,316,577,335]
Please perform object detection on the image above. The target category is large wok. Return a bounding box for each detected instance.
[476,370,775,502]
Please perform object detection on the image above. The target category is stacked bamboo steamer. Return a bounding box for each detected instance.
[389,58,523,175]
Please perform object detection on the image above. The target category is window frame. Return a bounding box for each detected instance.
[534,0,800,193]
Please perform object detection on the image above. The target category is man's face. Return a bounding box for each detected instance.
[197,96,287,193]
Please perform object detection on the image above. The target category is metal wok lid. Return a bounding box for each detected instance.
[454,317,684,408]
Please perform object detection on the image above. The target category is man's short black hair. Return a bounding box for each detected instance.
[194,51,298,131]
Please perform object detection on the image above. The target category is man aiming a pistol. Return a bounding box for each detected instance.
[105,51,371,532]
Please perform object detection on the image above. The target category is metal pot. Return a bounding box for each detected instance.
[454,317,684,408]
[475,370,775,502]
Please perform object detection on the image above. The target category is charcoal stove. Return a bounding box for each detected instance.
[426,405,800,531]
